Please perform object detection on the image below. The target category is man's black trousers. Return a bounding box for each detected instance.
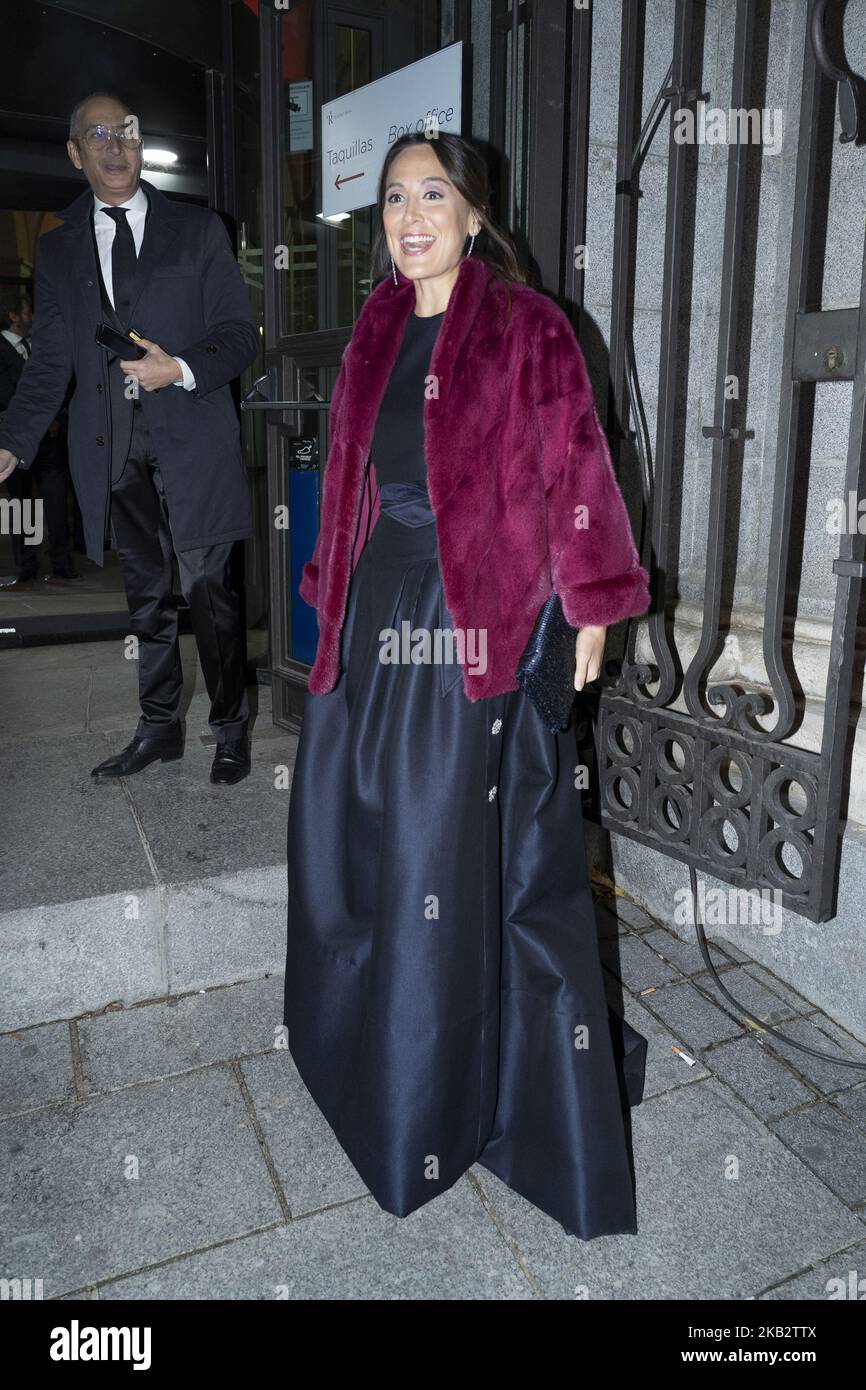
[109,404,249,744]
[6,431,73,578]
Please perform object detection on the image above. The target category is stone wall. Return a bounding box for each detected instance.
[579,0,866,1037]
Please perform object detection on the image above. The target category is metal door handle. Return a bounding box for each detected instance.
[241,367,332,412]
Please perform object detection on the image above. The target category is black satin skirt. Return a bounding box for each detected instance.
[283,481,646,1239]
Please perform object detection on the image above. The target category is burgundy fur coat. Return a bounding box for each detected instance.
[300,254,650,701]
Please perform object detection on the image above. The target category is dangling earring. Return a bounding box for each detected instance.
[391,255,398,285]
[467,232,476,257]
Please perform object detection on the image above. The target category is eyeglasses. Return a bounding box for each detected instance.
[78,123,142,151]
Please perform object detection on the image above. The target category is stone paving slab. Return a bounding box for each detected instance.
[0,888,165,1032]
[164,867,287,995]
[614,989,711,1098]
[592,901,629,938]
[596,898,750,968]
[637,976,747,1053]
[702,1034,817,1122]
[0,594,128,617]
[97,1183,535,1300]
[1,868,290,1032]
[669,920,752,964]
[101,727,292,886]
[241,1051,370,1217]
[0,1066,283,1296]
[0,637,128,671]
[771,1102,866,1207]
[762,1016,866,1097]
[0,667,91,737]
[740,961,820,1018]
[86,659,170,734]
[0,1022,77,1117]
[600,931,681,991]
[640,925,733,976]
[597,894,659,934]
[88,666,276,740]
[834,1082,866,1131]
[77,976,285,1093]
[0,732,153,910]
[3,968,865,1301]
[757,1239,866,1299]
[691,965,806,1027]
[467,1078,866,1300]
[1,708,296,1025]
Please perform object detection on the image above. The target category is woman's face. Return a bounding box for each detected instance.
[382,143,481,286]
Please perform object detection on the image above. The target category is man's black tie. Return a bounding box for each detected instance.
[102,206,137,325]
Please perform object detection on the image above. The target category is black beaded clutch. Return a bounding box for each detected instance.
[515,591,578,733]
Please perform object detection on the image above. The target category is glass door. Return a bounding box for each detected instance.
[253,0,439,730]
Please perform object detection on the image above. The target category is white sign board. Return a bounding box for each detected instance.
[321,42,462,219]
[288,80,313,153]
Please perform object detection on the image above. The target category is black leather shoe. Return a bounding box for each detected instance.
[1,574,37,589]
[44,570,82,584]
[210,734,250,785]
[91,729,183,780]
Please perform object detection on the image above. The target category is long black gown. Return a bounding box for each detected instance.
[283,307,647,1240]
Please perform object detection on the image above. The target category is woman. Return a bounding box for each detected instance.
[283,132,652,1240]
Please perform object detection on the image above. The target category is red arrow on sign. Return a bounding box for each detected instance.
[335,171,365,189]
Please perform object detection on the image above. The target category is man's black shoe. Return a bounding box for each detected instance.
[43,572,80,586]
[91,729,183,780]
[211,734,250,785]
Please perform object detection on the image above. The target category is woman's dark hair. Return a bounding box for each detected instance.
[369,132,527,313]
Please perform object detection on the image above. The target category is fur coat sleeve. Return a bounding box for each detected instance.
[533,305,649,629]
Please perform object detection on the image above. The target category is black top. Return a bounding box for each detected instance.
[370,309,445,485]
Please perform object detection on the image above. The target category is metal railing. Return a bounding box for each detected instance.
[577,0,866,923]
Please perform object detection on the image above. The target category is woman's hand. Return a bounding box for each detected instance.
[574,624,606,691]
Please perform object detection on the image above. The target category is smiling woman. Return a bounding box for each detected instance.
[380,139,500,315]
[283,131,651,1243]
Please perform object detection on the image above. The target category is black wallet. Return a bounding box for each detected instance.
[95,323,147,359]
[515,591,578,733]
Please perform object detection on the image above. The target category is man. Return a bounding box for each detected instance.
[0,92,258,784]
[0,289,77,587]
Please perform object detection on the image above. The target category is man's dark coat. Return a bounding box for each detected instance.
[0,178,258,563]
[0,334,25,413]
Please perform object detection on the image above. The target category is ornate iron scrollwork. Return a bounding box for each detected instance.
[585,0,866,921]
[591,700,821,910]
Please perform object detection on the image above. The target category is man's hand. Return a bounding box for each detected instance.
[120,337,183,393]
[574,624,606,691]
[0,447,18,483]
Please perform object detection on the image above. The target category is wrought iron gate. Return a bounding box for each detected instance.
[571,0,866,923]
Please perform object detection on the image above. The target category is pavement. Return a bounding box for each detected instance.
[0,544,129,621]
[1,635,865,1300]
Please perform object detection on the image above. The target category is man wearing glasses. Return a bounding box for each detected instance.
[0,92,258,784]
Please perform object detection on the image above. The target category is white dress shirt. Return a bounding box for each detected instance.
[1,329,29,359]
[93,186,195,391]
